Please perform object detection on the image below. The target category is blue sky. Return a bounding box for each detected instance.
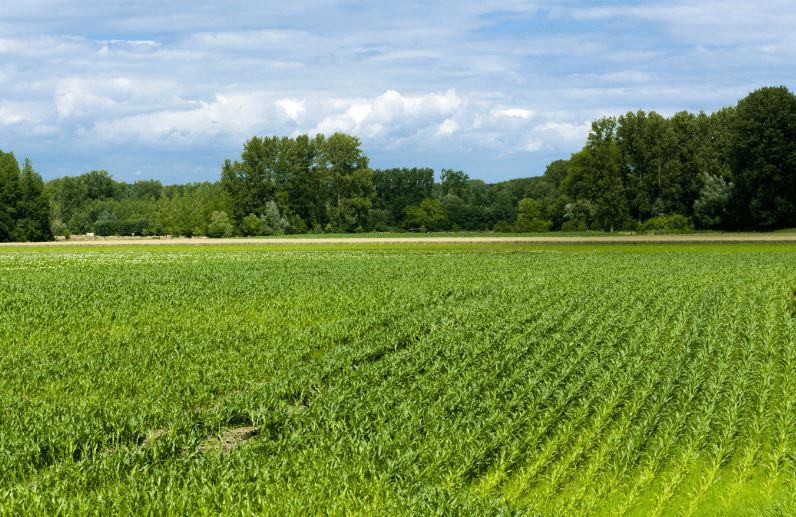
[1,1,794,184]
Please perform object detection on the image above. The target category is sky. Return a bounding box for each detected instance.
[0,1,794,184]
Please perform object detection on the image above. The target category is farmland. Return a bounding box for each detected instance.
[1,242,795,514]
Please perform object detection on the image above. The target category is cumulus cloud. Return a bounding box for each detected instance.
[53,77,185,119]
[311,89,465,140]
[274,98,305,123]
[0,105,26,125]
[493,108,535,120]
[437,118,460,136]
[90,93,277,144]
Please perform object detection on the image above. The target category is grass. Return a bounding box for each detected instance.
[1,242,794,514]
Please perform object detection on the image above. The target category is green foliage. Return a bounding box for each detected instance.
[206,211,235,238]
[403,198,446,231]
[0,151,52,242]
[372,168,433,226]
[729,86,796,229]
[94,217,149,237]
[515,198,552,232]
[221,133,374,232]
[260,201,289,235]
[440,168,469,198]
[240,214,266,237]
[640,214,693,233]
[367,208,393,231]
[493,220,513,232]
[693,173,733,228]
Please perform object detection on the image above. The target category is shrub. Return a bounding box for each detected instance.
[368,209,392,232]
[240,214,266,236]
[207,211,235,238]
[493,220,513,233]
[261,201,289,235]
[402,198,446,231]
[641,214,693,234]
[560,220,587,232]
[515,198,552,232]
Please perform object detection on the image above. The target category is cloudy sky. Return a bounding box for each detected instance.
[1,1,794,183]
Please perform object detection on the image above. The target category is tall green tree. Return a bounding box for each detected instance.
[0,151,21,241]
[515,198,551,232]
[220,136,280,224]
[567,118,628,231]
[440,169,469,198]
[318,133,374,231]
[729,86,796,229]
[617,110,674,220]
[13,159,53,241]
[372,168,434,225]
[0,152,52,242]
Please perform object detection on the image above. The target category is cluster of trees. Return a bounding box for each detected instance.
[523,86,796,232]
[45,171,227,237]
[1,86,793,241]
[0,151,51,242]
[220,133,373,232]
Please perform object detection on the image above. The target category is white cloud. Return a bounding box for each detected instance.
[0,104,26,125]
[53,77,187,119]
[0,100,49,126]
[97,39,160,55]
[90,93,274,144]
[493,108,535,120]
[437,118,460,136]
[274,98,305,122]
[311,89,465,140]
[571,1,796,48]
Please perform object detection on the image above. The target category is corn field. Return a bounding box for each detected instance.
[1,244,795,514]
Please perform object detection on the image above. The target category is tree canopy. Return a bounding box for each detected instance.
[0,151,52,242]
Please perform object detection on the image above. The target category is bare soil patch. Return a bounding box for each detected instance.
[199,426,260,454]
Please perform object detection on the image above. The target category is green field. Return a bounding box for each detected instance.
[1,243,795,514]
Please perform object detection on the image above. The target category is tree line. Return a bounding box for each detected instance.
[0,151,51,242]
[0,86,794,242]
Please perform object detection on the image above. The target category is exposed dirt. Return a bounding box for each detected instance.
[3,234,796,247]
[199,426,260,454]
[142,429,168,447]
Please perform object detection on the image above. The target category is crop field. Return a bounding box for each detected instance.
[1,243,795,515]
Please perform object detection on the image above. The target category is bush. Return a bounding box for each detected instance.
[94,217,149,236]
[560,220,587,232]
[368,209,392,232]
[641,214,693,234]
[261,201,289,235]
[493,220,513,233]
[515,219,552,233]
[402,198,446,231]
[207,211,235,238]
[287,213,308,234]
[240,214,266,236]
[515,198,552,232]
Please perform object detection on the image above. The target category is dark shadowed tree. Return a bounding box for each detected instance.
[729,86,796,229]
[0,151,21,241]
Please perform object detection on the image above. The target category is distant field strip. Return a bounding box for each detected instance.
[1,246,795,514]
